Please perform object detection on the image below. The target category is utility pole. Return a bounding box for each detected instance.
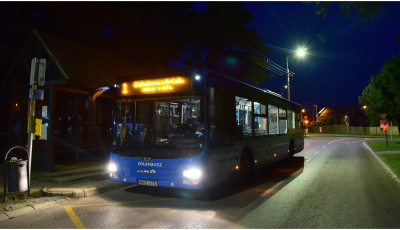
[314,104,318,122]
[27,58,46,185]
[286,56,290,101]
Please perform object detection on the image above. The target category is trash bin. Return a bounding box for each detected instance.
[6,158,28,192]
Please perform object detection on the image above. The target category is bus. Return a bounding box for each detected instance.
[98,69,304,190]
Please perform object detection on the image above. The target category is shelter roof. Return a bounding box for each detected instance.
[3,30,143,89]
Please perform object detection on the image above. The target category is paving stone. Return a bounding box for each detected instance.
[33,200,59,210]
[55,197,73,204]
[0,213,10,221]
[5,206,34,218]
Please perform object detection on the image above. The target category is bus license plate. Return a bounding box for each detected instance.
[138,180,157,187]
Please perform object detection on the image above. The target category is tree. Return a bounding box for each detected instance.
[5,2,272,84]
[178,2,273,84]
[307,2,387,21]
[359,53,400,133]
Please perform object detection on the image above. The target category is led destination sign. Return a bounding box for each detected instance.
[121,76,190,95]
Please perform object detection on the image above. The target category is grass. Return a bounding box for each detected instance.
[1,189,44,204]
[366,140,400,178]
[309,132,400,138]
[367,140,400,152]
[379,154,400,177]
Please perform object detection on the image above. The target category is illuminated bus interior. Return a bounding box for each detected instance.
[112,97,204,158]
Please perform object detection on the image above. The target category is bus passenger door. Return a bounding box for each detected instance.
[207,87,236,148]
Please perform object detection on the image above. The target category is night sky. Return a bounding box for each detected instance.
[243,2,400,113]
[1,2,400,114]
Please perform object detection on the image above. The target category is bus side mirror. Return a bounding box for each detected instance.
[86,86,111,113]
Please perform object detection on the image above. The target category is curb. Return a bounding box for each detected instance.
[43,181,135,198]
[363,142,400,188]
[1,182,135,221]
[1,197,73,221]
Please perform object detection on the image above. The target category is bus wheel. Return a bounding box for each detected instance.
[289,140,295,158]
[239,151,254,182]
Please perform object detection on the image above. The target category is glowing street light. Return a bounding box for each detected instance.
[297,47,306,57]
[286,47,307,101]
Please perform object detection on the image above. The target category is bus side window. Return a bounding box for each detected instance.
[268,104,278,135]
[287,109,295,130]
[278,108,287,134]
[236,96,253,137]
[295,112,301,129]
[254,102,267,136]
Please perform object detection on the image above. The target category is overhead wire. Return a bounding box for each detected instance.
[170,5,295,78]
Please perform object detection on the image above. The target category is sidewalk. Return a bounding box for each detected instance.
[1,143,400,222]
[0,161,133,221]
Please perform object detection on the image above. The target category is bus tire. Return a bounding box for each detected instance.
[289,140,295,158]
[239,149,254,182]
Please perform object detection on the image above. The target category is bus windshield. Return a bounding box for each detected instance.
[112,97,204,158]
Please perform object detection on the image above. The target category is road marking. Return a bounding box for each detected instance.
[322,146,327,149]
[315,151,320,154]
[65,206,85,229]
[363,142,400,189]
[327,140,340,145]
[64,197,176,229]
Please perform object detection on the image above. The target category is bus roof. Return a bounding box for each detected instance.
[115,68,303,110]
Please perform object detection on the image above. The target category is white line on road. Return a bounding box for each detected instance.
[363,142,400,188]
[328,140,340,145]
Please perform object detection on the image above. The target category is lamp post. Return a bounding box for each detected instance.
[285,48,306,101]
[314,104,318,122]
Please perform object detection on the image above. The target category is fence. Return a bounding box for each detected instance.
[309,125,399,136]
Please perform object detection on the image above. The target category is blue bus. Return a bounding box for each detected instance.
[103,69,304,190]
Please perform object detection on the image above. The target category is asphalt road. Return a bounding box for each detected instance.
[1,136,400,228]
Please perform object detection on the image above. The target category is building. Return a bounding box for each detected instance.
[2,30,143,171]
[316,104,367,127]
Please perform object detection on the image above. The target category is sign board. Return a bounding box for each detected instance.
[344,115,350,127]
[29,58,46,86]
[380,119,390,131]
[27,118,42,136]
[29,58,38,85]
[39,123,48,140]
[38,59,46,86]
[120,76,190,96]
[29,89,44,100]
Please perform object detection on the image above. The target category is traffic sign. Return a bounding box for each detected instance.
[380,119,389,131]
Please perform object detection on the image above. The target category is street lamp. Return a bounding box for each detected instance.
[314,104,318,122]
[285,47,307,101]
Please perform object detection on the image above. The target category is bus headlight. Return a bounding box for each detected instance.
[183,168,202,179]
[108,162,117,172]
